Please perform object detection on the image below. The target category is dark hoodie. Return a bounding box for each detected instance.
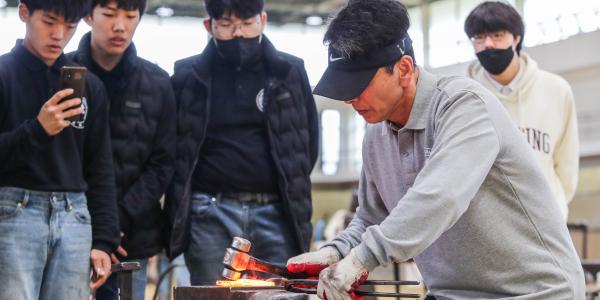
[0,40,119,254]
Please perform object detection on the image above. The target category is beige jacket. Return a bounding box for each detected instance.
[468,53,579,219]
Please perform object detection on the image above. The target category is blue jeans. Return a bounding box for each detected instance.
[0,187,92,300]
[184,192,299,285]
[157,254,189,300]
[95,258,148,300]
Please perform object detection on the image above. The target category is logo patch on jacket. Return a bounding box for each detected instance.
[424,147,432,160]
[71,97,88,130]
[256,89,265,112]
[125,101,142,109]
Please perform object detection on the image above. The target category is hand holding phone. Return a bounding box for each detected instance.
[37,89,84,136]
[59,66,87,122]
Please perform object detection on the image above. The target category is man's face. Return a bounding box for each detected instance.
[19,4,78,66]
[345,67,409,124]
[205,12,266,40]
[471,30,520,53]
[86,1,141,57]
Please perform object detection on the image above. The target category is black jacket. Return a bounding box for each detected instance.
[165,37,318,259]
[69,33,176,259]
[1,41,119,254]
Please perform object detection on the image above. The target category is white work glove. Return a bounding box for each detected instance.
[317,249,368,300]
[287,246,340,275]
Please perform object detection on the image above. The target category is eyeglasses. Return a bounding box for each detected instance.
[213,17,261,38]
[470,30,510,44]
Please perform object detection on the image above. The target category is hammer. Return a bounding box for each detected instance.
[221,237,308,280]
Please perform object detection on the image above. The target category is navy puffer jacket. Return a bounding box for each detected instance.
[165,36,318,259]
[70,33,176,259]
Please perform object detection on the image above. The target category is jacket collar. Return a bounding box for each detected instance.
[383,66,435,135]
[12,39,67,72]
[261,35,292,78]
[75,31,138,76]
[192,34,291,82]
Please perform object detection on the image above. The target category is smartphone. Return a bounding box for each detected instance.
[59,66,87,122]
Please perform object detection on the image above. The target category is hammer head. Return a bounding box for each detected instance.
[222,267,243,281]
[223,248,251,272]
[221,237,253,281]
[231,236,251,253]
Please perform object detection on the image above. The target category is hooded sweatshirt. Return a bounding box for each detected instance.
[468,52,579,219]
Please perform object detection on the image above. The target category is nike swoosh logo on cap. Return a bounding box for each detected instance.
[397,44,405,55]
[329,54,344,62]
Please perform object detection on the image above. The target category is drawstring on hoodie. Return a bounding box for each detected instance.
[515,60,523,130]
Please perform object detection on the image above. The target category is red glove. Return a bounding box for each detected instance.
[286,247,340,276]
[317,249,369,300]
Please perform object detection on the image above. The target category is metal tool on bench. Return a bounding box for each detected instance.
[111,261,142,300]
[221,237,421,298]
[221,237,309,280]
[269,278,422,298]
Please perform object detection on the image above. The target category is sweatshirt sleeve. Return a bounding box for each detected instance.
[323,168,388,257]
[84,83,120,255]
[119,81,176,233]
[352,92,501,270]
[0,79,53,172]
[553,87,579,206]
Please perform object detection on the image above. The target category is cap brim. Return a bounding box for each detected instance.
[313,67,378,101]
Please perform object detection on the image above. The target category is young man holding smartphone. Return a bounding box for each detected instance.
[0,0,120,299]
[70,1,175,299]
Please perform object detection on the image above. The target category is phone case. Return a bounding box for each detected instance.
[59,66,87,122]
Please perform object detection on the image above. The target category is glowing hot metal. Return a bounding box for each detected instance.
[215,279,276,287]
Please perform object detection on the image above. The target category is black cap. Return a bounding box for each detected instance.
[313,33,413,101]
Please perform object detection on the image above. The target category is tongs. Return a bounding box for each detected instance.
[267,278,421,298]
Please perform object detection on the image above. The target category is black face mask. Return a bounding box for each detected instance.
[476,46,515,75]
[214,36,262,67]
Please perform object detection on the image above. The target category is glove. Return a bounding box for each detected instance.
[317,249,368,300]
[287,246,340,275]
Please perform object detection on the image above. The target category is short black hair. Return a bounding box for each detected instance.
[204,0,263,20]
[324,0,413,63]
[464,1,525,53]
[20,0,91,23]
[91,0,147,16]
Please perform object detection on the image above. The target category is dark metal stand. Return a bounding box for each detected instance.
[111,262,142,300]
[394,262,401,300]
[568,222,589,258]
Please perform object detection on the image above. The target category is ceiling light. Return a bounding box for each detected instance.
[156,6,174,18]
[305,15,324,26]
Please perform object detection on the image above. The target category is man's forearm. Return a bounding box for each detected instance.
[323,216,372,258]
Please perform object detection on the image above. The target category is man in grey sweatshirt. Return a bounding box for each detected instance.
[286,0,585,299]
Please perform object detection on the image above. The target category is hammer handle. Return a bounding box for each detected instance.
[247,257,309,279]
